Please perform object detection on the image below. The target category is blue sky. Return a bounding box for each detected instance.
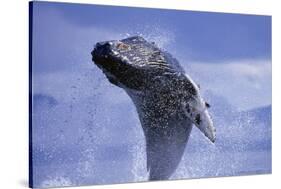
[31,2,271,187]
[32,1,271,110]
[33,1,271,65]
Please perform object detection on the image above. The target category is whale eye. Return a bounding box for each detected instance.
[205,102,210,108]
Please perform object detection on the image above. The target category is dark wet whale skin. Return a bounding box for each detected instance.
[91,36,214,180]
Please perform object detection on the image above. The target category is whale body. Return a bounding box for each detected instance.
[91,36,216,180]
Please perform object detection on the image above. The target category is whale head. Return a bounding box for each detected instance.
[91,36,182,91]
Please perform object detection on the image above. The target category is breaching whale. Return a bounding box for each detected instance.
[91,36,216,181]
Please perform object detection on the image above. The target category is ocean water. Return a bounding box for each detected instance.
[31,79,271,187]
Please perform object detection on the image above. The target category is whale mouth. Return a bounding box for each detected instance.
[91,39,148,90]
[91,40,134,70]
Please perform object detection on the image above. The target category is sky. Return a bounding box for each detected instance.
[32,1,271,110]
[30,1,272,188]
[33,1,271,64]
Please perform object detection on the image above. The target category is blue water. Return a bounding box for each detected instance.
[31,83,271,187]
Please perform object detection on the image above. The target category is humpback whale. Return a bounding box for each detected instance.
[91,36,216,180]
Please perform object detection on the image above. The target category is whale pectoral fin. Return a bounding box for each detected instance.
[179,74,216,143]
[182,101,216,143]
[145,118,193,180]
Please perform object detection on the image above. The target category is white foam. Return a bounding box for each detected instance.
[40,176,73,188]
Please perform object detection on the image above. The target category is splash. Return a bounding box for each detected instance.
[128,111,148,181]
[40,176,73,188]
[172,105,271,180]
[120,24,175,50]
